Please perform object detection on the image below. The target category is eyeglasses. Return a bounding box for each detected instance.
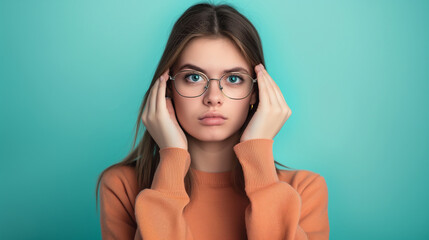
[168,70,257,100]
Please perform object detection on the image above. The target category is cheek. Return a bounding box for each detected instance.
[233,103,250,126]
[175,101,189,121]
[171,95,194,126]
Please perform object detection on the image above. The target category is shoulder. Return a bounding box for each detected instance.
[100,165,139,199]
[276,168,328,195]
[101,164,137,185]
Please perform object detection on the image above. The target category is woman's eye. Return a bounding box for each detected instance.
[185,74,203,82]
[227,75,243,84]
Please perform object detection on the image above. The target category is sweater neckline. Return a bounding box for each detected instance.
[190,167,233,187]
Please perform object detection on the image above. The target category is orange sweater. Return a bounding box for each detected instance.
[99,138,329,239]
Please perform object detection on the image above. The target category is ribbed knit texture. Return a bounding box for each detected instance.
[99,139,329,240]
[190,167,233,187]
[150,147,191,197]
[233,138,279,193]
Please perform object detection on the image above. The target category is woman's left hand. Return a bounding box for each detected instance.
[240,63,292,142]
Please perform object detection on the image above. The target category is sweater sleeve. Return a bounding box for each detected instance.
[233,138,330,240]
[99,168,138,240]
[134,147,195,240]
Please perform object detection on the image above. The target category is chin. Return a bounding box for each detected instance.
[185,124,237,142]
[190,130,230,142]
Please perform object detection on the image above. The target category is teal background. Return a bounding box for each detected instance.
[1,0,428,239]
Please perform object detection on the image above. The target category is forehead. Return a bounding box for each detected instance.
[175,36,251,75]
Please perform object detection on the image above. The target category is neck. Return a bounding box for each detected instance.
[187,131,240,173]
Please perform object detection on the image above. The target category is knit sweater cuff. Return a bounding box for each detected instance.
[150,147,191,196]
[233,138,280,194]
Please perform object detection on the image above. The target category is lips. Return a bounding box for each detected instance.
[198,112,227,120]
[199,117,225,126]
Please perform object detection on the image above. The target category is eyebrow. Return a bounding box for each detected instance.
[177,63,250,75]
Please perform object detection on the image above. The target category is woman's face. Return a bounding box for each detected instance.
[168,36,257,142]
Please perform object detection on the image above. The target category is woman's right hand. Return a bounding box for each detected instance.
[141,69,188,151]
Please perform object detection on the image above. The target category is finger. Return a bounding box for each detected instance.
[263,67,291,115]
[143,79,156,119]
[149,77,160,116]
[261,66,284,107]
[255,64,269,107]
[260,65,278,106]
[156,69,170,115]
[165,97,178,125]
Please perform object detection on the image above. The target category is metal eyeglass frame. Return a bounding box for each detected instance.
[168,69,258,100]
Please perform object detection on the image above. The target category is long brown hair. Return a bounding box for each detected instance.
[95,2,292,211]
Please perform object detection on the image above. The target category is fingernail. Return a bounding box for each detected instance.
[160,76,164,82]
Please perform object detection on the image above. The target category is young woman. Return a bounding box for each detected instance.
[96,3,329,240]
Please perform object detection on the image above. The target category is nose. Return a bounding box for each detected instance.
[203,79,224,105]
